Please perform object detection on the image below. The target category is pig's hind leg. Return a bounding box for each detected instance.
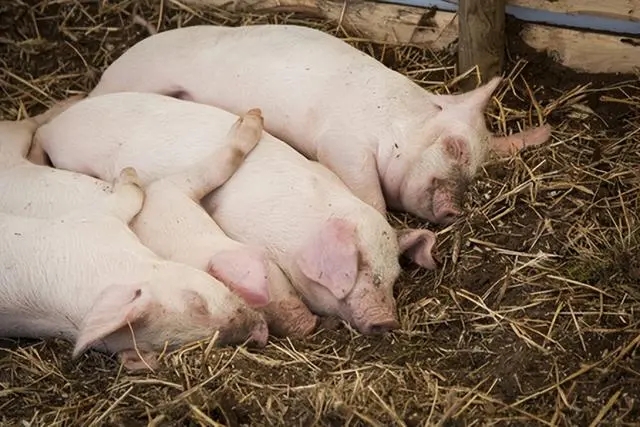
[316,134,387,214]
[163,108,264,201]
[102,167,145,222]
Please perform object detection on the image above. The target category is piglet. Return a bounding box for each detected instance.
[0,132,268,370]
[88,24,552,224]
[5,106,317,338]
[33,92,439,334]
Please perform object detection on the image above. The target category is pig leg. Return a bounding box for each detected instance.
[101,167,145,222]
[490,124,552,157]
[163,108,264,201]
[316,135,387,214]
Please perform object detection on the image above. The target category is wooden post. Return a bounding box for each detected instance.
[457,0,506,91]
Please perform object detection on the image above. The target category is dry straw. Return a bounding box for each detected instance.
[1,0,639,425]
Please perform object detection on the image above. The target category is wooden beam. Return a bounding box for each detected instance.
[179,0,458,48]
[521,25,640,74]
[181,0,640,74]
[510,0,640,22]
[457,0,506,90]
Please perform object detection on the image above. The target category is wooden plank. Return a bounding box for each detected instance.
[509,0,640,22]
[180,0,458,48]
[457,0,506,89]
[181,0,640,74]
[521,25,640,74]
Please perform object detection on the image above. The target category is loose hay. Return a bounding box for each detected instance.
[1,1,640,425]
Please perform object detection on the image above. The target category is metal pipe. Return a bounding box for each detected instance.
[376,0,640,35]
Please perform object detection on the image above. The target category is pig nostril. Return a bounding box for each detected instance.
[367,319,400,335]
[247,321,269,347]
[438,208,460,224]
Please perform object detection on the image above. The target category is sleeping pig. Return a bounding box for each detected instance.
[2,108,317,338]
[87,24,552,224]
[0,119,268,371]
[32,92,440,334]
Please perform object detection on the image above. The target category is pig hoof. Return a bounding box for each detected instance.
[117,167,142,188]
[243,108,265,129]
[245,108,263,118]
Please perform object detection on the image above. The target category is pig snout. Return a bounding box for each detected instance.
[349,290,400,335]
[217,307,269,348]
[431,187,460,225]
[364,318,401,335]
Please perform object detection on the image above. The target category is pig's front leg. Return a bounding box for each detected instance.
[165,108,264,201]
[316,135,387,214]
[102,167,145,222]
[490,124,552,157]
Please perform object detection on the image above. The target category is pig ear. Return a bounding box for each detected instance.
[397,228,440,270]
[207,248,271,308]
[432,76,502,110]
[296,218,359,299]
[73,283,153,358]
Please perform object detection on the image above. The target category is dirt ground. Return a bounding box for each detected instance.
[1,1,639,425]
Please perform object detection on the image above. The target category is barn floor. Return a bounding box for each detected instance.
[1,1,639,425]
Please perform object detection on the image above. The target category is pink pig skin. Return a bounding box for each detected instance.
[33,92,439,335]
[89,24,551,225]
[21,105,317,339]
[0,120,268,371]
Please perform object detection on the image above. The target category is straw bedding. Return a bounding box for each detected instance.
[1,1,639,425]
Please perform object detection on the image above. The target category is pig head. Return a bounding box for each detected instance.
[289,217,408,334]
[381,76,551,225]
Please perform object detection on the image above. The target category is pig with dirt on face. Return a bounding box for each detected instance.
[32,92,440,334]
[88,24,552,225]
[8,103,317,339]
[0,122,268,370]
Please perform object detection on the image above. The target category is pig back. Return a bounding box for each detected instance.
[92,24,405,158]
[0,211,155,338]
[0,164,113,218]
[36,92,240,185]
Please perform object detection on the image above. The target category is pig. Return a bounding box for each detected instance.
[1,108,317,338]
[33,92,440,334]
[87,24,552,225]
[0,152,268,371]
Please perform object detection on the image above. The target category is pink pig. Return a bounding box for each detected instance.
[33,92,439,334]
[89,24,552,224]
[19,105,318,338]
[0,118,268,371]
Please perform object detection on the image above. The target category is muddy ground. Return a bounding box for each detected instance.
[0,1,639,425]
